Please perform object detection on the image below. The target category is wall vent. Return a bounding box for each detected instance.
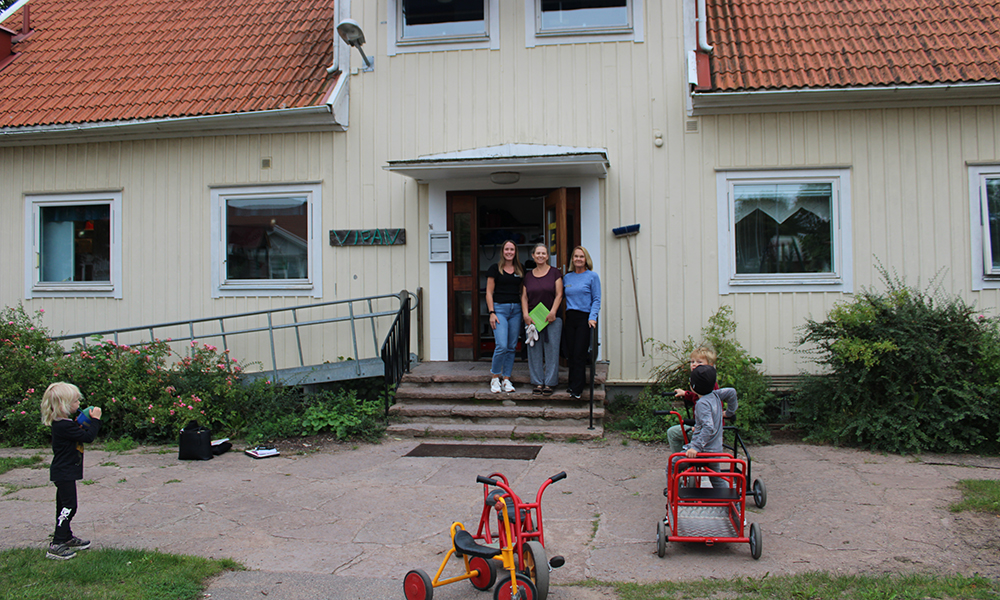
[261,157,272,169]
[685,120,699,134]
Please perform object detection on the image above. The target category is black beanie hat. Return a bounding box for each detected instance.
[690,365,717,396]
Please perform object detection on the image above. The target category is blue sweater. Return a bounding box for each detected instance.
[563,269,601,322]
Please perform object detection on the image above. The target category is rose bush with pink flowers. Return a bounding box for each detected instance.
[1,306,387,446]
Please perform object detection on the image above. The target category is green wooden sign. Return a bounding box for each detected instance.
[330,229,406,246]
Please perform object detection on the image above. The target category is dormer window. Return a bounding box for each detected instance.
[526,0,642,47]
[537,0,630,34]
[398,0,489,44]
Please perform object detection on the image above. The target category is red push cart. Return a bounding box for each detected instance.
[473,471,566,600]
[656,409,767,509]
[658,452,762,559]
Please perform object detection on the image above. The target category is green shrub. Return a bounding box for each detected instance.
[0,305,390,446]
[300,388,385,442]
[613,306,773,444]
[791,271,1000,454]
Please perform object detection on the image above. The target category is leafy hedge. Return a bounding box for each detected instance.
[791,273,1000,454]
[1,304,388,447]
[610,306,774,445]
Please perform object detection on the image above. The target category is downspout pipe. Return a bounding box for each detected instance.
[327,0,349,73]
[697,0,713,52]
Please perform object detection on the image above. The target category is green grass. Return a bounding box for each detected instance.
[951,479,1000,514]
[102,436,138,453]
[0,547,242,600]
[0,454,44,475]
[589,571,1000,600]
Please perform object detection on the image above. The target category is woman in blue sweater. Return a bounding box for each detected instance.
[562,246,601,398]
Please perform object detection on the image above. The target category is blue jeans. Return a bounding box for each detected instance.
[490,303,522,379]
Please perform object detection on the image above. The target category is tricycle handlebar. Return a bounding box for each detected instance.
[549,471,567,484]
[477,475,498,486]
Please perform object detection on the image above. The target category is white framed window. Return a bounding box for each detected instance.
[717,169,853,294]
[970,165,1000,290]
[387,0,499,55]
[24,191,123,299]
[210,183,323,298]
[525,0,643,47]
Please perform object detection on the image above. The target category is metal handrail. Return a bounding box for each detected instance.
[52,291,418,384]
[380,290,412,419]
[588,318,599,430]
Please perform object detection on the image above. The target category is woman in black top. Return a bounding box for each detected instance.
[485,240,524,393]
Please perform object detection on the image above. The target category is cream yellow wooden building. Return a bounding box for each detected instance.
[2,0,1000,385]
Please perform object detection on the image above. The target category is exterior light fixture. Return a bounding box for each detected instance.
[337,19,373,70]
[490,171,520,185]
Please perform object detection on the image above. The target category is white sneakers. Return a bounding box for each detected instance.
[491,377,516,393]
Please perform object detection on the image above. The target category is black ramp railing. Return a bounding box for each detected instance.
[380,290,412,419]
[588,318,599,430]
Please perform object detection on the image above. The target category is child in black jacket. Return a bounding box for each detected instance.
[40,382,102,560]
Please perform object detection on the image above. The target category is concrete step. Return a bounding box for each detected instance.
[394,382,605,403]
[386,422,604,441]
[401,361,608,385]
[389,402,603,421]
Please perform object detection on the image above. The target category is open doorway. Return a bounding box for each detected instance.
[447,188,580,361]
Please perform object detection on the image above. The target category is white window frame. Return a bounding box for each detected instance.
[970,165,1000,290]
[387,0,500,56]
[24,191,123,299]
[525,0,643,47]
[717,168,853,294]
[210,183,323,298]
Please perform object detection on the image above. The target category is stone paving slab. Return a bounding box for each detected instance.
[2,438,999,600]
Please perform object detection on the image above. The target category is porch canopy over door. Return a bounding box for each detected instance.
[385,143,609,362]
[384,143,609,182]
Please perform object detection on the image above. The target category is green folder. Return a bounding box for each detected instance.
[528,303,550,332]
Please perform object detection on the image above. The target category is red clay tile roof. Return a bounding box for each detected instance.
[0,0,338,128]
[708,0,1000,91]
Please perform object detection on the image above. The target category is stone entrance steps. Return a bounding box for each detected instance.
[387,361,607,440]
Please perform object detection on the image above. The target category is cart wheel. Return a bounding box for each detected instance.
[404,569,434,600]
[656,519,667,558]
[749,522,762,560]
[493,575,538,600]
[469,556,497,591]
[752,479,767,509]
[522,541,549,600]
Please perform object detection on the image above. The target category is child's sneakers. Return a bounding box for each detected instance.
[65,536,91,550]
[46,542,76,560]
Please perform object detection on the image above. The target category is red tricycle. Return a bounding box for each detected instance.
[473,471,566,600]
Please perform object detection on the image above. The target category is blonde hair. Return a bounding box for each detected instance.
[571,246,593,271]
[40,382,81,426]
[495,239,524,277]
[690,346,717,366]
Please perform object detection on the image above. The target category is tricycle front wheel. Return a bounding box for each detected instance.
[522,540,549,600]
[493,575,537,600]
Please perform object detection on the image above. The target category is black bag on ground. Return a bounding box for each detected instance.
[178,420,213,460]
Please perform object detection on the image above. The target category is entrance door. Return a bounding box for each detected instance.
[447,195,477,361]
[544,187,581,274]
[447,188,580,361]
